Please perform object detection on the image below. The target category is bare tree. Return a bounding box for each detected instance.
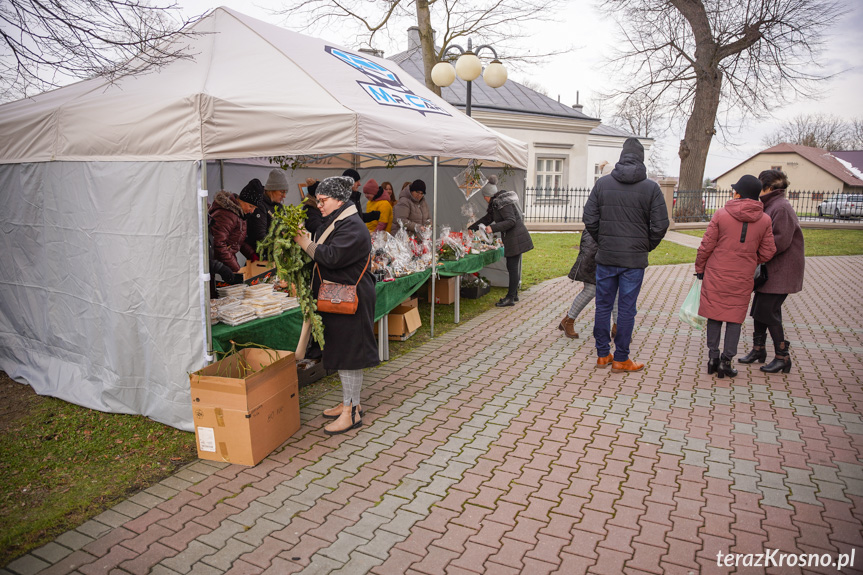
[517,78,549,97]
[1,0,201,101]
[272,0,569,96]
[848,118,863,150]
[762,114,851,150]
[599,0,846,191]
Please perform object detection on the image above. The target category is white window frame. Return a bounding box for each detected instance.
[535,156,566,197]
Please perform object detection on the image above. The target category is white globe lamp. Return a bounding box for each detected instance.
[455,51,482,82]
[483,59,508,88]
[431,62,456,87]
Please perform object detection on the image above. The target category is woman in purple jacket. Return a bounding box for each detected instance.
[738,169,805,373]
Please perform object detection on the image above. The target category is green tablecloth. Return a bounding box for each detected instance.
[211,269,432,354]
[374,268,432,321]
[436,247,503,277]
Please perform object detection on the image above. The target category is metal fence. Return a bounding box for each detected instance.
[523,186,862,224]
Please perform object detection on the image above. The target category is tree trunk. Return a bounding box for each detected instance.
[678,67,721,191]
[416,0,440,97]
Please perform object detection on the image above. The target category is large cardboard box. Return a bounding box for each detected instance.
[375,305,422,340]
[190,348,296,411]
[427,276,457,304]
[192,385,299,466]
[190,349,299,466]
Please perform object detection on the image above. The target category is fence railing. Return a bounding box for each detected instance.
[523,186,861,223]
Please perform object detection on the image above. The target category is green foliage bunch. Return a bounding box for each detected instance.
[257,204,325,346]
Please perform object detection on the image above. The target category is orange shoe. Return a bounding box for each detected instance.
[612,359,644,373]
[596,354,614,368]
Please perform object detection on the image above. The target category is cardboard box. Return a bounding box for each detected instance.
[242,260,275,282]
[192,385,300,466]
[374,306,422,340]
[427,276,457,304]
[396,297,419,310]
[190,348,297,412]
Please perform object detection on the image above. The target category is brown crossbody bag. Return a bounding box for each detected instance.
[314,255,370,315]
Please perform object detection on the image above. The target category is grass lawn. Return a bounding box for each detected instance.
[677,228,863,256]
[1,227,860,565]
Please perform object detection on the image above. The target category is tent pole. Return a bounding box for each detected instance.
[430,156,438,338]
[199,160,214,363]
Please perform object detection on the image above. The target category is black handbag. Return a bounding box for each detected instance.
[753,264,768,290]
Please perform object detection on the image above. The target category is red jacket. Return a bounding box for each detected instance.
[208,191,254,272]
[695,199,776,323]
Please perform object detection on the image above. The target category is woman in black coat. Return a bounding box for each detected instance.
[293,176,378,435]
[468,188,534,307]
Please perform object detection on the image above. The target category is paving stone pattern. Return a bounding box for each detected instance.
[6,257,863,575]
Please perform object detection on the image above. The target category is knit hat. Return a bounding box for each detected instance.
[409,179,426,195]
[265,169,289,191]
[620,137,645,162]
[363,179,380,200]
[342,168,361,183]
[316,176,353,202]
[238,179,264,205]
[731,174,762,200]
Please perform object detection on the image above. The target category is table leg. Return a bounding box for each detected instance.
[454,275,461,324]
[377,316,390,361]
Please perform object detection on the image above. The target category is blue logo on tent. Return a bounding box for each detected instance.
[326,47,450,117]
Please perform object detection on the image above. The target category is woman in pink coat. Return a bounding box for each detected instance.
[695,175,776,378]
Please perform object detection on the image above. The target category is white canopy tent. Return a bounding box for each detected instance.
[0,7,527,430]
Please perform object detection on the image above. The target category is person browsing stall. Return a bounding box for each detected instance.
[208,189,258,273]
[292,176,379,436]
[468,183,534,307]
[363,179,393,233]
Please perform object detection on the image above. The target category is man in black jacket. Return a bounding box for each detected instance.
[583,137,669,372]
[342,168,380,224]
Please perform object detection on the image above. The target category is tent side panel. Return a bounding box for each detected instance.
[0,161,203,430]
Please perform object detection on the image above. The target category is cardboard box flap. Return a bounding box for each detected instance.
[402,307,422,333]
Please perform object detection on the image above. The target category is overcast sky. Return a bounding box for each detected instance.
[180,0,863,179]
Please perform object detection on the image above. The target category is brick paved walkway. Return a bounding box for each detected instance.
[6,257,863,575]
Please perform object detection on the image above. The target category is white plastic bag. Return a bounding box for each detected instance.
[678,278,707,329]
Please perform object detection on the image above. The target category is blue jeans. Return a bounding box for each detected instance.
[593,265,645,361]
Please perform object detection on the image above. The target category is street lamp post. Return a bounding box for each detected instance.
[431,38,507,117]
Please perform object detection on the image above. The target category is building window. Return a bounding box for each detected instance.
[812,192,825,201]
[594,163,603,183]
[536,158,564,196]
[771,165,782,171]
[788,191,800,199]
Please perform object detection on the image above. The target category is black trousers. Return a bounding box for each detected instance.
[506,254,521,297]
[706,319,742,360]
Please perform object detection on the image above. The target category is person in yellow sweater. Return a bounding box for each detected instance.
[363,179,393,233]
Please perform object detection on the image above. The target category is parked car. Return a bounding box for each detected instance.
[818,194,863,218]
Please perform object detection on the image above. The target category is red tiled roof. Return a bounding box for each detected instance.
[761,143,863,187]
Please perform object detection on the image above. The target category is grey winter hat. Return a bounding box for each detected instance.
[316,176,354,202]
[265,168,289,191]
[620,137,645,162]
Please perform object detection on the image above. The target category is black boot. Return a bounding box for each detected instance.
[719,357,738,378]
[707,358,719,375]
[761,340,792,373]
[739,333,767,364]
[495,295,516,307]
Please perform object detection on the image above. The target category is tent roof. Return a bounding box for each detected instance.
[0,7,527,169]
